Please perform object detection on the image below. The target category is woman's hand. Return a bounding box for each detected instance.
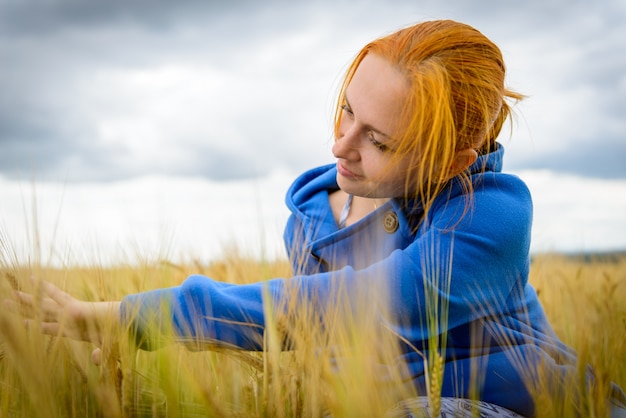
[5,280,120,346]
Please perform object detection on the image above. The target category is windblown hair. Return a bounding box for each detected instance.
[334,20,523,217]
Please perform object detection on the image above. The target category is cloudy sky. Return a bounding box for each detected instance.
[1,0,625,266]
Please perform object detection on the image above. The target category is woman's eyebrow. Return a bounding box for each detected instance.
[345,95,392,139]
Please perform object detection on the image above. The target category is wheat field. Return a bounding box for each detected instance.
[0,252,624,417]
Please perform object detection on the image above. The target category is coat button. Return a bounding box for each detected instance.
[382,211,399,233]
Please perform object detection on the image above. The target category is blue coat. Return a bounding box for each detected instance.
[120,144,577,416]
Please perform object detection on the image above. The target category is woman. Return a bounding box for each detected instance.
[9,20,624,417]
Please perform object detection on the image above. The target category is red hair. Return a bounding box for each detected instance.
[334,20,523,216]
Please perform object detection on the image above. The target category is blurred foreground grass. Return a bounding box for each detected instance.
[0,253,624,417]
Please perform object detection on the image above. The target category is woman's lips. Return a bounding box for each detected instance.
[337,162,359,179]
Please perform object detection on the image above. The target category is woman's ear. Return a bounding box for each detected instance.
[447,148,478,178]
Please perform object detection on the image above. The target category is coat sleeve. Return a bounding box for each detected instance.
[378,173,534,341]
[120,173,533,351]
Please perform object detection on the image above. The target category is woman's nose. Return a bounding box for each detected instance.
[332,126,360,160]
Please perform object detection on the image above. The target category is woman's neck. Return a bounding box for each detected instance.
[330,189,389,228]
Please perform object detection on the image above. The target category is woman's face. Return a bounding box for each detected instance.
[332,53,413,198]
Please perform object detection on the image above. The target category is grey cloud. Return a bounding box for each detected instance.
[509,137,626,179]
[1,0,625,182]
[0,1,312,182]
[0,0,257,36]
[184,145,272,181]
[0,0,318,47]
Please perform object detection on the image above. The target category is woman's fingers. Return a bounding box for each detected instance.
[19,309,88,340]
[3,280,109,345]
[10,290,62,322]
[37,320,61,336]
[4,296,27,316]
[13,289,35,307]
[5,280,111,344]
[5,291,36,318]
[6,282,78,329]
[40,280,73,305]
[91,347,102,365]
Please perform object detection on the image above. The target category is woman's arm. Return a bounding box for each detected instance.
[119,172,534,352]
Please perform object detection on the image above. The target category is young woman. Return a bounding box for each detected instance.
[9,20,625,417]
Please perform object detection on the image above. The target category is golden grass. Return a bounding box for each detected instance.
[528,253,626,416]
[0,252,624,417]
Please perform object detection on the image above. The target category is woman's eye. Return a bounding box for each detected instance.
[340,104,353,116]
[369,134,389,152]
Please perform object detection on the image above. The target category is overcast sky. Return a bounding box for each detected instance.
[2,0,625,182]
[1,0,625,265]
